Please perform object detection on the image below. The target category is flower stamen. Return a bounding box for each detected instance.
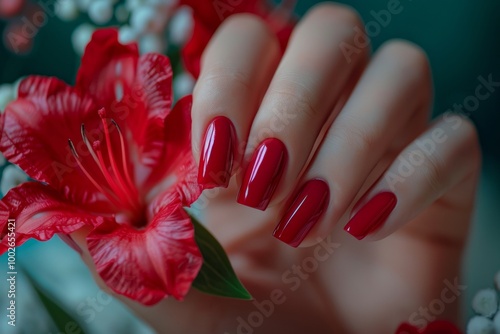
[69,109,142,215]
[68,139,122,206]
[110,119,136,192]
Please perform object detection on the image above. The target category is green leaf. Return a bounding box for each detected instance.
[191,216,252,300]
[23,269,86,334]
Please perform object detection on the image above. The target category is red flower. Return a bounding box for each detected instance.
[180,0,296,78]
[0,0,25,18]
[0,29,203,305]
[396,320,462,334]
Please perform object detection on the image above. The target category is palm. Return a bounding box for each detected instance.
[93,173,475,334]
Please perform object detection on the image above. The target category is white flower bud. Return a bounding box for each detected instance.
[118,25,137,44]
[125,0,144,11]
[88,0,113,25]
[467,316,495,334]
[55,0,79,21]
[114,4,129,23]
[139,34,166,54]
[131,6,167,33]
[72,24,95,56]
[493,312,500,333]
[1,165,28,195]
[76,0,93,11]
[472,289,498,318]
[169,6,193,45]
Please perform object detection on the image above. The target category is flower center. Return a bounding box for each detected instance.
[68,108,144,225]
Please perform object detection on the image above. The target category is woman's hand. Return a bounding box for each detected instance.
[73,3,480,333]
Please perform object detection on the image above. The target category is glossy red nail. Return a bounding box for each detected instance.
[344,191,397,240]
[237,138,287,210]
[198,116,235,189]
[273,179,329,247]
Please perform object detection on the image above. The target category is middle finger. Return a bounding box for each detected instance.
[237,4,367,211]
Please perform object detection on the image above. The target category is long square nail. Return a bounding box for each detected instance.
[237,138,287,210]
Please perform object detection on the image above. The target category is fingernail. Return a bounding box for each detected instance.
[237,138,287,210]
[58,233,82,254]
[198,116,235,189]
[344,191,397,240]
[273,179,329,247]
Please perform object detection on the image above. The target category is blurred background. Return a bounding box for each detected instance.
[0,0,499,333]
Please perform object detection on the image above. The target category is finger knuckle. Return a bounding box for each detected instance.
[420,150,446,193]
[267,78,319,119]
[200,66,252,94]
[330,121,376,154]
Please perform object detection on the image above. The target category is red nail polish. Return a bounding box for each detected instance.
[198,116,235,189]
[273,179,329,247]
[237,138,287,210]
[344,191,397,240]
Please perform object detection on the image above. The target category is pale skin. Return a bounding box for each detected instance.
[72,3,481,333]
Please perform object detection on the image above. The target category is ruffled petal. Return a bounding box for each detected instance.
[144,95,202,206]
[76,28,138,108]
[180,0,261,27]
[121,53,173,167]
[179,0,261,78]
[0,76,112,210]
[181,20,211,79]
[78,29,174,169]
[0,182,105,254]
[86,198,202,305]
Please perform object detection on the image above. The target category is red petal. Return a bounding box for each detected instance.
[78,29,174,169]
[395,323,420,334]
[181,20,211,79]
[179,0,261,78]
[144,95,202,206]
[424,320,462,334]
[86,199,202,305]
[0,76,112,210]
[0,0,25,17]
[76,28,138,108]
[180,0,260,27]
[180,1,294,78]
[122,53,173,167]
[0,182,105,254]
